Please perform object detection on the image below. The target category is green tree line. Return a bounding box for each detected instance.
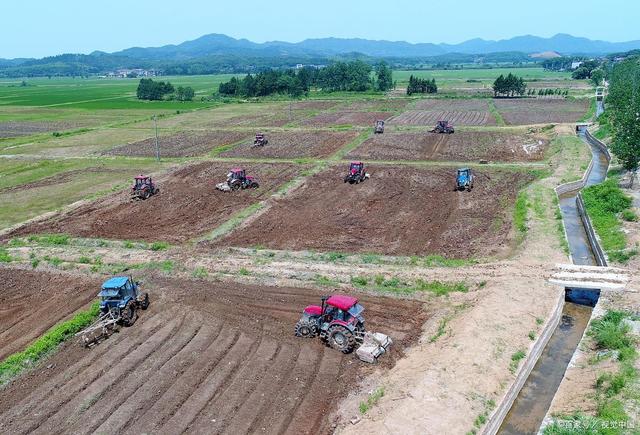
[492,73,526,97]
[607,56,640,171]
[406,75,437,95]
[136,79,194,101]
[218,61,393,97]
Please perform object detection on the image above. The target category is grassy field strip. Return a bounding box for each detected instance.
[487,100,506,126]
[329,130,372,160]
[0,302,100,386]
[38,94,135,108]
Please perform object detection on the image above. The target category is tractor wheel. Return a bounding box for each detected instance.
[294,319,317,338]
[139,292,150,310]
[328,325,356,353]
[250,182,259,189]
[231,182,240,191]
[121,301,137,326]
[143,190,150,200]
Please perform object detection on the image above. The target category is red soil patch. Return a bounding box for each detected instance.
[0,274,426,435]
[217,165,535,257]
[6,162,302,243]
[219,130,359,159]
[105,131,251,157]
[348,131,548,162]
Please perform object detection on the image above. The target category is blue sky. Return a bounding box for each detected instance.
[2,0,638,58]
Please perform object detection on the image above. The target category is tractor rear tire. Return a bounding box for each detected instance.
[328,325,356,353]
[139,292,150,310]
[294,319,317,338]
[121,301,137,327]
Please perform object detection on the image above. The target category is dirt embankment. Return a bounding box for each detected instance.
[0,273,426,435]
[216,164,535,258]
[0,267,101,361]
[5,161,302,243]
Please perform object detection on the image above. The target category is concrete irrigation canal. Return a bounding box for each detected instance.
[497,126,610,435]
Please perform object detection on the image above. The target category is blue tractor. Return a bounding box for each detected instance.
[455,168,474,191]
[98,276,149,326]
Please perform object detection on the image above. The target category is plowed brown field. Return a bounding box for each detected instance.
[0,268,101,361]
[0,273,426,435]
[302,111,393,127]
[105,131,251,157]
[493,98,590,125]
[219,130,359,159]
[217,165,535,257]
[6,162,302,243]
[348,131,548,162]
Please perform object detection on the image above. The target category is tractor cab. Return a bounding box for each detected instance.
[253,133,268,146]
[131,175,159,200]
[295,294,365,353]
[99,276,138,314]
[350,162,363,175]
[98,276,149,326]
[456,168,474,191]
[228,168,246,181]
[374,120,385,134]
[133,175,152,188]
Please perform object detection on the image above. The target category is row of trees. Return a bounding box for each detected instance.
[136,79,194,101]
[406,75,437,95]
[526,88,569,96]
[218,61,394,97]
[492,73,526,97]
[607,57,640,171]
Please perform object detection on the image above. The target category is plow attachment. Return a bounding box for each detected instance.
[216,182,231,192]
[356,332,392,363]
[76,311,120,347]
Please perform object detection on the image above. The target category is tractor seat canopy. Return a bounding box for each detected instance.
[135,175,149,180]
[101,276,129,290]
[326,295,358,311]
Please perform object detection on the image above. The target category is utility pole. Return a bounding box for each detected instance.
[153,115,160,162]
[289,100,292,121]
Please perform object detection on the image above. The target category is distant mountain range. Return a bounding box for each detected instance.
[1,33,639,77]
[110,33,640,59]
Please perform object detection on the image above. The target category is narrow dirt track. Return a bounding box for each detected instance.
[216,164,535,258]
[0,268,101,361]
[5,161,303,243]
[0,274,426,435]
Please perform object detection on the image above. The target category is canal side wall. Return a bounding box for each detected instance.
[482,291,565,435]
[485,129,612,434]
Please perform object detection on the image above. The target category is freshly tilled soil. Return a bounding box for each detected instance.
[492,98,590,125]
[6,161,303,243]
[302,111,393,127]
[104,130,251,157]
[0,273,426,435]
[0,268,102,361]
[219,130,359,159]
[217,164,535,258]
[348,131,548,162]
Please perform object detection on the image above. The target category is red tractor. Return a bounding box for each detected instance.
[216,168,259,191]
[431,120,455,134]
[253,133,268,147]
[295,295,365,353]
[344,161,369,184]
[131,175,159,200]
